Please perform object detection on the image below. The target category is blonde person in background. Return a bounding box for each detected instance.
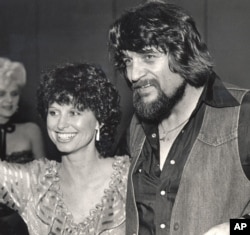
[0,57,45,162]
[0,58,45,235]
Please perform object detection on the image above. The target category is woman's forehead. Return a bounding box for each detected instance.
[0,79,19,90]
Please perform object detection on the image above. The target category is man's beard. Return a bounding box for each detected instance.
[133,80,187,122]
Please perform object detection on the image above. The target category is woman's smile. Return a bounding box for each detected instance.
[47,102,99,153]
[56,132,77,142]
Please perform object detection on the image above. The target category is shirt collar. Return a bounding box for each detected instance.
[202,72,239,108]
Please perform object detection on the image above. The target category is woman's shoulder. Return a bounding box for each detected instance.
[13,158,55,171]
[0,158,57,183]
[101,155,130,173]
[30,158,58,174]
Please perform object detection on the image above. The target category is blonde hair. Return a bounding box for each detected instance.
[0,57,26,88]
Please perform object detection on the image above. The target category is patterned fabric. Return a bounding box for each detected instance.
[0,149,33,235]
[0,155,129,235]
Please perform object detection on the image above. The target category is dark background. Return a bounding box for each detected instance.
[1,0,250,157]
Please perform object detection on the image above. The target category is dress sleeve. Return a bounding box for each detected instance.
[0,160,39,212]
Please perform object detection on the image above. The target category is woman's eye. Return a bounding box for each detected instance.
[10,90,20,97]
[70,111,81,116]
[0,90,6,97]
[48,110,57,116]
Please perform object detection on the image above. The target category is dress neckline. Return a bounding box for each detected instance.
[35,156,129,234]
[56,158,118,226]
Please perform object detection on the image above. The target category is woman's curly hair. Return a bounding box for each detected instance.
[108,0,213,87]
[37,62,121,157]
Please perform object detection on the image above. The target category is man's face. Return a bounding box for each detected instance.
[123,48,186,121]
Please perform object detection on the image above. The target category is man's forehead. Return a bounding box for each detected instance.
[122,47,164,56]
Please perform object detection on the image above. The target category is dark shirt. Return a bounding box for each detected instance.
[130,75,250,235]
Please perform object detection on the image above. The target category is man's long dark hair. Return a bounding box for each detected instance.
[108,0,213,87]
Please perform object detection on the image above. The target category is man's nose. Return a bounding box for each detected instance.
[128,60,146,83]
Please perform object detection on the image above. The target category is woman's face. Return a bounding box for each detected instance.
[47,102,99,154]
[0,81,20,122]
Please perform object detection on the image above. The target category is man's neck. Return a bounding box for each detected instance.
[162,84,204,128]
[158,84,204,169]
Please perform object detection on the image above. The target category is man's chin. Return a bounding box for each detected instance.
[134,101,164,122]
[134,92,158,105]
[140,97,157,107]
[133,92,172,122]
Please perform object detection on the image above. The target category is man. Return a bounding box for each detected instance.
[108,1,250,235]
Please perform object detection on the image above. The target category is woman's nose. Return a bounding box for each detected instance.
[57,115,69,130]
[5,94,13,102]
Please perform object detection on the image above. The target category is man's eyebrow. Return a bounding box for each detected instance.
[142,49,155,53]
[121,54,131,59]
[141,48,161,54]
[121,51,130,57]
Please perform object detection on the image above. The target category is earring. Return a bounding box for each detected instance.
[96,128,100,141]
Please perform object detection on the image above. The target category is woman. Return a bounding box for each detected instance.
[0,62,129,234]
[0,57,45,235]
[0,57,45,162]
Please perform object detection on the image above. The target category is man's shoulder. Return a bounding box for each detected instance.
[222,82,250,103]
[223,82,250,92]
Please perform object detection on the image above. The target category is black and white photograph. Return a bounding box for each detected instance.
[0,0,250,234]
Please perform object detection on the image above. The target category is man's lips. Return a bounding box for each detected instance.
[133,82,153,90]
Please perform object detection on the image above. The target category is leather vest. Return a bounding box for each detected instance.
[126,86,250,235]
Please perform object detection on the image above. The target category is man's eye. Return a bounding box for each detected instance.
[145,54,156,60]
[123,58,132,66]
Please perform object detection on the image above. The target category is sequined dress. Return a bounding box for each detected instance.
[0,155,130,235]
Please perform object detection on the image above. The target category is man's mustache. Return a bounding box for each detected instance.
[132,79,160,90]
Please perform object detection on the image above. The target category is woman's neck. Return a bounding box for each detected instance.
[60,148,103,184]
[0,117,10,125]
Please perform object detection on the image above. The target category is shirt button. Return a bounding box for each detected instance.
[174,222,179,230]
[160,223,166,229]
[170,160,175,165]
[138,168,142,173]
[152,133,157,138]
[160,190,166,196]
